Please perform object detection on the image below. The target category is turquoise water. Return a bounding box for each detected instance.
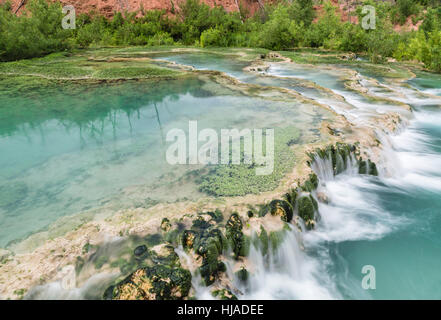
[321,93,441,299]
[2,51,441,300]
[152,52,254,80]
[0,74,328,247]
[148,53,441,300]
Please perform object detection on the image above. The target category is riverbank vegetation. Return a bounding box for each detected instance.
[0,0,440,71]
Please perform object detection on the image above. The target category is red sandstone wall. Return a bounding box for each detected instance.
[3,0,270,18]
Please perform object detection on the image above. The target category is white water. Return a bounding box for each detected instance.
[240,231,339,299]
[155,56,441,300]
[19,54,441,300]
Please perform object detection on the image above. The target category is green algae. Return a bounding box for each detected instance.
[278,49,414,80]
[196,126,301,197]
[0,49,183,81]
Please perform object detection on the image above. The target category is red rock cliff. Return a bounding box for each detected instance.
[5,0,271,18]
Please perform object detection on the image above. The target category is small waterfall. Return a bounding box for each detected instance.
[207,227,339,300]
[175,246,214,299]
[173,146,381,300]
[311,152,359,182]
[240,229,337,299]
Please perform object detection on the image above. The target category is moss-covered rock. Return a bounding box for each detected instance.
[191,215,212,230]
[269,199,294,222]
[106,265,192,300]
[297,195,317,229]
[181,230,197,250]
[160,218,171,232]
[150,244,181,268]
[309,143,378,178]
[193,227,227,286]
[257,225,269,256]
[235,267,249,283]
[269,229,287,251]
[308,143,357,176]
[211,288,238,300]
[300,173,319,192]
[283,188,297,209]
[225,213,247,260]
[359,159,378,176]
[206,209,224,223]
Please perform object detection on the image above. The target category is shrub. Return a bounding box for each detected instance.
[0,0,71,61]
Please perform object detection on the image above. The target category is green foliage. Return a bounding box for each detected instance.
[394,0,420,25]
[0,0,72,61]
[288,0,315,27]
[258,4,304,50]
[304,1,343,48]
[1,0,441,72]
[200,27,225,47]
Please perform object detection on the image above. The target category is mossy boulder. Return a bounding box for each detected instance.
[309,143,378,177]
[308,143,356,176]
[105,265,191,300]
[191,215,212,230]
[160,218,171,232]
[181,230,197,250]
[150,244,181,268]
[206,209,224,223]
[133,245,147,257]
[300,173,319,192]
[269,229,287,250]
[269,199,294,222]
[297,195,317,230]
[225,213,247,259]
[194,228,227,286]
[235,267,249,283]
[358,159,378,176]
[257,226,269,256]
[211,288,238,300]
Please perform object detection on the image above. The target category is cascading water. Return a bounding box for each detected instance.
[237,230,338,300]
[5,52,441,300]
[175,60,441,299]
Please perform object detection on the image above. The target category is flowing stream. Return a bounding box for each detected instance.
[1,51,441,299]
[152,52,441,300]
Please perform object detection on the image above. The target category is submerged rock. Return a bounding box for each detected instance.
[133,245,147,257]
[316,191,329,204]
[0,249,11,262]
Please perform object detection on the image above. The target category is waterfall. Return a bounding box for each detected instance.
[239,230,338,299]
